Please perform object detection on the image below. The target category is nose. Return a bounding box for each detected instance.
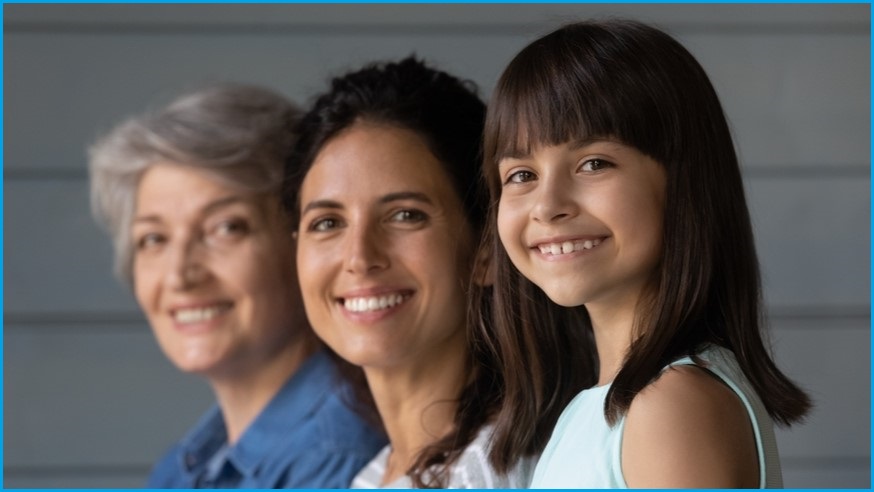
[344,222,389,275]
[531,173,579,223]
[164,236,209,291]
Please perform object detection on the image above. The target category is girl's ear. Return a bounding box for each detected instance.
[472,245,495,287]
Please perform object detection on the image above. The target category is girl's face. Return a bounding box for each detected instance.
[132,163,303,378]
[296,123,472,371]
[497,139,666,315]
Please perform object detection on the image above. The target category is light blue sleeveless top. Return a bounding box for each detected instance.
[530,345,782,488]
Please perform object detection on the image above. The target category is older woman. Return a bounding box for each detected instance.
[88,84,385,488]
[283,57,536,488]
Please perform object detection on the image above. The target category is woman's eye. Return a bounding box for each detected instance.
[580,158,612,172]
[309,217,343,232]
[135,233,165,251]
[390,209,427,223]
[505,170,536,184]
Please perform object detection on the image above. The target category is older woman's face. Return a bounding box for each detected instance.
[296,123,473,371]
[132,163,301,378]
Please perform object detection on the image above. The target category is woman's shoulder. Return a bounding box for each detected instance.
[622,365,758,487]
[447,424,536,488]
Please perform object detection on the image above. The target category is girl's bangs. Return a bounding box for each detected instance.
[488,51,624,164]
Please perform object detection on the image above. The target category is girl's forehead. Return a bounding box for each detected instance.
[500,127,613,159]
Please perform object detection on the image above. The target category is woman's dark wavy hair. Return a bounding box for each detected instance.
[282,56,500,487]
[479,18,811,459]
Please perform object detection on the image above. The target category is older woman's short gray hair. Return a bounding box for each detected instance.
[88,84,300,286]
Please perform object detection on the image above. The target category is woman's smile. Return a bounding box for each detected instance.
[297,123,473,370]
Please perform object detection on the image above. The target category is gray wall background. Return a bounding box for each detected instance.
[3,4,869,488]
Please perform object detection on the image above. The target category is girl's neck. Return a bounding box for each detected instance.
[210,333,319,444]
[364,341,467,485]
[587,301,638,386]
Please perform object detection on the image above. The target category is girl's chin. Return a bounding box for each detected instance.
[538,286,588,308]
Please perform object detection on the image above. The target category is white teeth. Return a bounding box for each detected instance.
[173,305,229,324]
[538,238,603,256]
[344,294,408,313]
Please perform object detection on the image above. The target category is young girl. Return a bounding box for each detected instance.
[476,19,811,488]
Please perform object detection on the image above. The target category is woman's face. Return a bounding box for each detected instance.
[296,123,472,370]
[132,163,303,378]
[496,139,665,316]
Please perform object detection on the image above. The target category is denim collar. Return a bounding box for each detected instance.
[177,349,335,482]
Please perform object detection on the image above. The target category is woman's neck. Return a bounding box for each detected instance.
[210,333,319,444]
[364,336,468,485]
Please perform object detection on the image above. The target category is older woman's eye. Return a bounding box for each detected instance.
[204,218,251,248]
[135,232,166,252]
[389,209,427,223]
[215,219,250,237]
[207,219,250,244]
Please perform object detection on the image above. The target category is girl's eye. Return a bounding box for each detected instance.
[390,209,427,223]
[135,232,165,252]
[308,217,343,232]
[580,158,612,172]
[505,170,536,184]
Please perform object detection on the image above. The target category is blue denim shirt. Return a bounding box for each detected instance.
[147,349,386,488]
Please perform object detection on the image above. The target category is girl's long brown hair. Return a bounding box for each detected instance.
[478,19,811,466]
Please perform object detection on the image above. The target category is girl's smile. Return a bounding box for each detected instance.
[531,235,607,259]
[497,139,665,310]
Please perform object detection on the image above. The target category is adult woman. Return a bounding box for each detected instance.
[88,84,385,488]
[284,57,535,488]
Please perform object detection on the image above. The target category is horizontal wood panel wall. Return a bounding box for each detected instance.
[3,4,870,488]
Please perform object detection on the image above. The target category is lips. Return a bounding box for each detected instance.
[170,302,233,324]
[339,290,414,314]
[536,238,603,256]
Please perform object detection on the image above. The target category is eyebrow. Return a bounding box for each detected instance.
[301,199,343,215]
[132,195,249,225]
[301,191,434,215]
[380,191,433,205]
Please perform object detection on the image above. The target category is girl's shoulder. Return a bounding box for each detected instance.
[622,364,759,488]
